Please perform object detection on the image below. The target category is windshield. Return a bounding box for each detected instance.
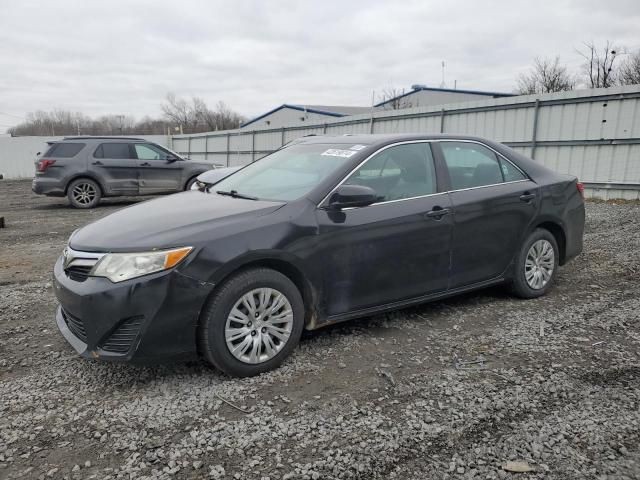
[213,144,360,201]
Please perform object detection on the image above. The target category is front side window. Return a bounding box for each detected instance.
[441,142,505,190]
[94,143,132,159]
[134,143,171,160]
[213,144,361,201]
[344,143,437,201]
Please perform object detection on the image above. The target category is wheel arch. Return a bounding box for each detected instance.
[198,253,319,331]
[64,174,106,196]
[531,219,567,265]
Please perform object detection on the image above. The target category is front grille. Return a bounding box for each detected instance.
[100,316,143,354]
[62,309,87,343]
[62,248,104,282]
[65,265,93,282]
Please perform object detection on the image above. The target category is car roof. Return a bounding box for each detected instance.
[60,136,147,142]
[293,133,498,147]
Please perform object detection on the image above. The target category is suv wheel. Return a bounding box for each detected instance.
[67,178,101,209]
[510,228,559,298]
[198,268,304,377]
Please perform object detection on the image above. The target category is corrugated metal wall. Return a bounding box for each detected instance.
[0,135,169,179]
[170,85,640,200]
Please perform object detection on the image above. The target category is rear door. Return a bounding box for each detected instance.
[435,140,538,288]
[314,142,453,315]
[134,143,184,194]
[89,143,139,194]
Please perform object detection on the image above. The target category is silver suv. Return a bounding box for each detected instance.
[32,137,212,208]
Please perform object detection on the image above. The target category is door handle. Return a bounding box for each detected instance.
[140,162,151,167]
[519,192,536,202]
[91,161,103,166]
[424,207,450,220]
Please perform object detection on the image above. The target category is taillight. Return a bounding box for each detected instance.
[576,181,585,200]
[37,159,56,172]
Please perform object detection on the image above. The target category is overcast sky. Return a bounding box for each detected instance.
[1,0,639,133]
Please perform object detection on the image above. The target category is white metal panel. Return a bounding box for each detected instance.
[254,130,284,152]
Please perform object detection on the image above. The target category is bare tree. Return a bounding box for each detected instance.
[618,50,640,86]
[578,41,623,88]
[378,87,412,110]
[161,93,200,131]
[517,57,575,94]
[8,94,245,135]
[162,94,245,132]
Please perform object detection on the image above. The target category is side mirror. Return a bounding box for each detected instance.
[166,156,179,163]
[327,184,378,210]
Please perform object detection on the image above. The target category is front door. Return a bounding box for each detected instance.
[435,140,538,288]
[134,143,184,194]
[314,142,453,316]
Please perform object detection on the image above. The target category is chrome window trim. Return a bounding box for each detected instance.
[318,138,532,210]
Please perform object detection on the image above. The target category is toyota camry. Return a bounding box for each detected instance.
[53,134,585,377]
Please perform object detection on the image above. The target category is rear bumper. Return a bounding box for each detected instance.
[32,177,65,196]
[563,202,585,264]
[52,256,213,363]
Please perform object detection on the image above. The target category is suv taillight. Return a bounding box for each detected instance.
[37,159,56,172]
[576,181,585,200]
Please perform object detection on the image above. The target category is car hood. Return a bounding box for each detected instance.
[69,191,284,252]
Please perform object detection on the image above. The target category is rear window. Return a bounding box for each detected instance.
[94,143,132,159]
[43,143,85,158]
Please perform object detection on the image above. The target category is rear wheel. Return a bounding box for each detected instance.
[67,178,101,209]
[198,268,304,377]
[510,228,559,298]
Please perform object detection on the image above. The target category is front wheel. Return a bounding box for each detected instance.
[67,178,101,209]
[510,228,559,299]
[198,268,305,377]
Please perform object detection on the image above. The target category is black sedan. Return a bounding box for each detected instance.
[53,134,585,377]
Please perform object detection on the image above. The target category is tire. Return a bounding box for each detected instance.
[185,176,198,191]
[510,228,559,299]
[67,178,102,209]
[198,268,305,377]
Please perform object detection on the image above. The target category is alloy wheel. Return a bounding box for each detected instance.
[225,288,294,364]
[525,239,555,289]
[72,182,97,206]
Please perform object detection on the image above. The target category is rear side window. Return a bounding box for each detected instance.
[441,142,504,190]
[44,143,85,158]
[94,143,133,159]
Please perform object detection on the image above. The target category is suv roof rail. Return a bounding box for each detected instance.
[62,136,146,141]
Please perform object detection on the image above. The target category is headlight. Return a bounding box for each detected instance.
[91,247,192,283]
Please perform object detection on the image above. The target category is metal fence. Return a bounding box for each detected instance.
[171,85,640,200]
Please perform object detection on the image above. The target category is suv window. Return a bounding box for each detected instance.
[44,143,85,158]
[441,142,505,190]
[344,143,437,201]
[134,143,171,160]
[94,143,133,159]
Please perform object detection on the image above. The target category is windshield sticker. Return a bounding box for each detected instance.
[349,144,367,151]
[321,149,357,158]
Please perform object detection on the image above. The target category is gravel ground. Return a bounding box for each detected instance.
[0,179,639,480]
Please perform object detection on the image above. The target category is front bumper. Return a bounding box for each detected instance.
[53,256,213,363]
